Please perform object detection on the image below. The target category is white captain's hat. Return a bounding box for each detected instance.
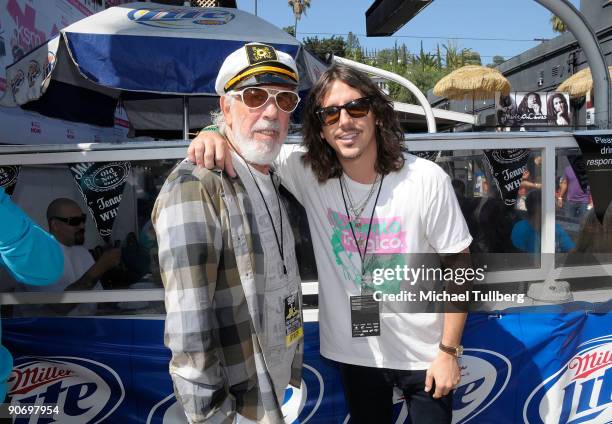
[215,42,299,95]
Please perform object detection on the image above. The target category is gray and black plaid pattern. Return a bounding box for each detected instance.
[153,160,302,423]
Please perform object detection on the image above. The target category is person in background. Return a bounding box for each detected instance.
[0,187,63,400]
[557,164,592,221]
[16,198,120,317]
[512,190,575,253]
[516,155,542,212]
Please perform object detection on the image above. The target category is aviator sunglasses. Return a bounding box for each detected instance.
[316,96,373,126]
[52,214,87,226]
[228,86,300,113]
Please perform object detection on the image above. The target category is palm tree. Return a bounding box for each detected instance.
[550,15,568,33]
[288,0,311,37]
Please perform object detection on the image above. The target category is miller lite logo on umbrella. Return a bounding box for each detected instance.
[69,162,131,242]
[482,149,530,206]
[0,165,20,196]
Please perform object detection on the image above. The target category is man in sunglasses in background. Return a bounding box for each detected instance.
[16,198,120,317]
[152,43,303,424]
[189,63,472,423]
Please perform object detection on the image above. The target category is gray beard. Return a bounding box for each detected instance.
[230,117,283,165]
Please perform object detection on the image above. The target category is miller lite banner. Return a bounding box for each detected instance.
[69,161,131,242]
[482,149,530,206]
[0,165,20,195]
[573,132,612,223]
[3,303,611,423]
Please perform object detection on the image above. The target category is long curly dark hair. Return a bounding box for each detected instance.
[301,64,405,183]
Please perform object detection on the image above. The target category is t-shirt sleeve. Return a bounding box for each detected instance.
[274,144,308,204]
[424,172,473,254]
[563,165,571,181]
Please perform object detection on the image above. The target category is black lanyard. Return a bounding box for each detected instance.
[339,174,384,272]
[244,164,287,275]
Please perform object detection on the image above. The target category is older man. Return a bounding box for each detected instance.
[152,43,303,424]
[189,64,473,423]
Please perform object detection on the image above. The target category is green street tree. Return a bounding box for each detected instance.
[302,35,346,62]
[346,32,363,61]
[288,0,311,37]
[282,25,296,37]
[462,48,481,66]
[550,15,568,33]
[487,55,505,68]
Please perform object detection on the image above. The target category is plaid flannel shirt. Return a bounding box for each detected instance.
[152,160,303,424]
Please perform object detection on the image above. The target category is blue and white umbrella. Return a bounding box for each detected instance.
[1,2,325,139]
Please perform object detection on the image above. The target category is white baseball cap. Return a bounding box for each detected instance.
[215,42,299,95]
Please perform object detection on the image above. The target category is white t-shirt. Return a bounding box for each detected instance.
[17,244,101,316]
[275,146,472,370]
[232,153,301,403]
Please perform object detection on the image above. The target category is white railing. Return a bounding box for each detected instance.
[1,131,610,308]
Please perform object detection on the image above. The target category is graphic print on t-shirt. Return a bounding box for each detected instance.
[327,208,408,294]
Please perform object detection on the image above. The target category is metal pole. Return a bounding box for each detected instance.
[535,0,611,129]
[255,0,257,16]
[183,96,189,140]
[332,56,437,133]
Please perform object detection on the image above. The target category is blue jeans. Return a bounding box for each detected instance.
[340,363,452,424]
[564,201,589,220]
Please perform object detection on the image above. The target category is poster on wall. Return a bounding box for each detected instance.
[495,92,571,127]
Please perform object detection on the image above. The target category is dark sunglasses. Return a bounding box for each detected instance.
[316,96,372,126]
[228,86,300,113]
[52,214,87,226]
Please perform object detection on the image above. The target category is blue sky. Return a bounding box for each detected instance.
[235,0,580,64]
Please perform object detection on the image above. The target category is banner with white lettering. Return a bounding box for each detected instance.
[482,149,530,206]
[0,165,20,196]
[68,162,131,242]
[573,133,612,223]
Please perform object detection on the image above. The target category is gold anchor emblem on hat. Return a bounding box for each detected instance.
[252,46,274,61]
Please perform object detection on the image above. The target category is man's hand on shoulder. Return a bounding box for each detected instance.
[188,130,236,177]
[424,350,461,399]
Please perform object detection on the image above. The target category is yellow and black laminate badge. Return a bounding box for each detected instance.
[246,44,278,65]
[284,292,303,347]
